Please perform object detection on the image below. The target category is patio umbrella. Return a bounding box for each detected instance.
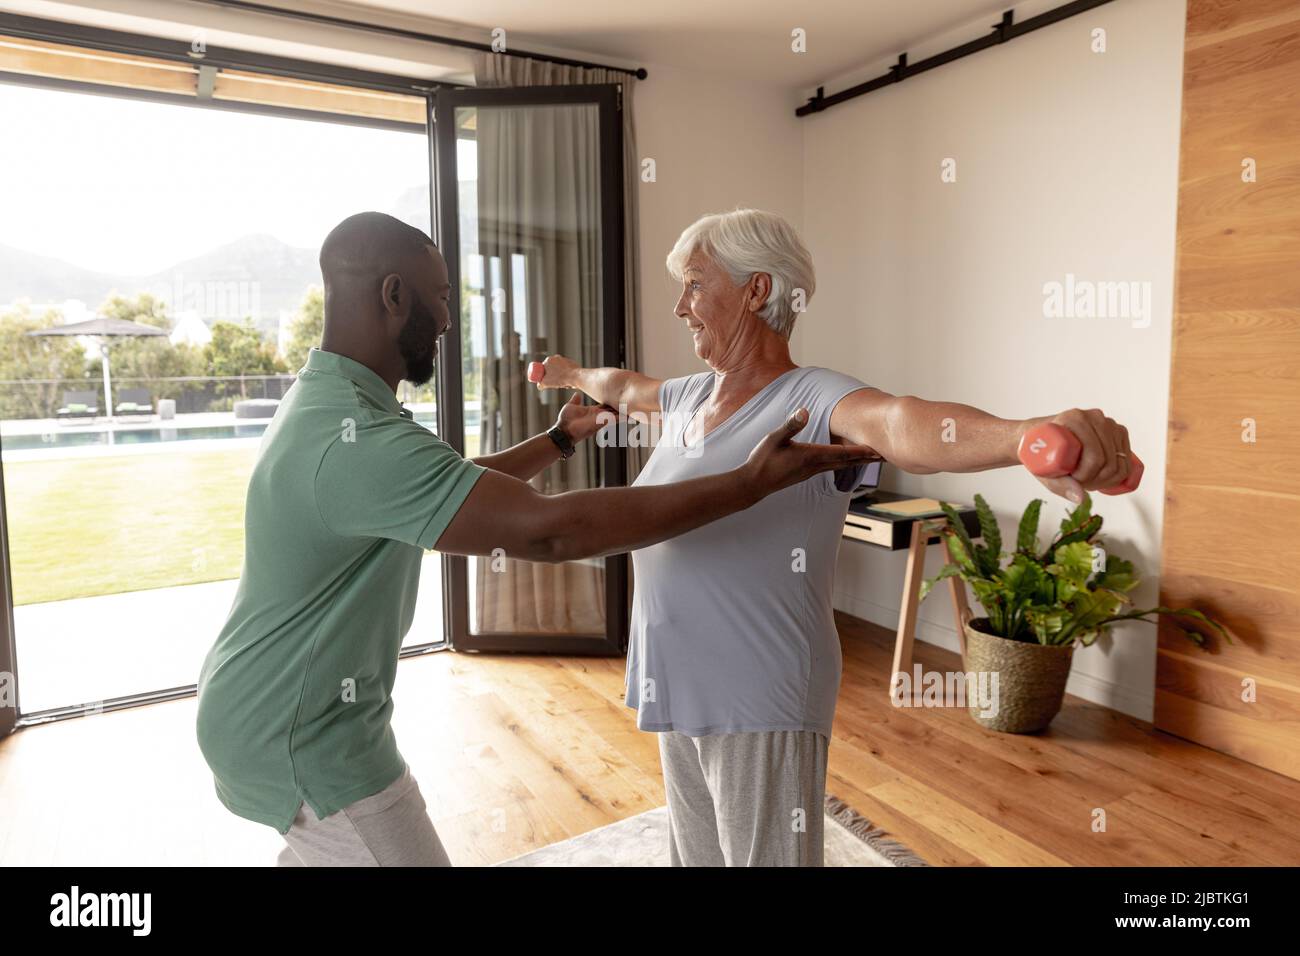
[28,316,168,419]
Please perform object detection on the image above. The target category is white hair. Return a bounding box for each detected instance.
[665,208,815,339]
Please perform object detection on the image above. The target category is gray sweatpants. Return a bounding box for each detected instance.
[275,763,451,867]
[657,729,829,867]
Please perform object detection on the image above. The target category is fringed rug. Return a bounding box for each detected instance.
[499,794,929,867]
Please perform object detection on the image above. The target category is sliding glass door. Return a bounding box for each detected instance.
[0,18,633,729]
[0,44,439,721]
[433,85,627,654]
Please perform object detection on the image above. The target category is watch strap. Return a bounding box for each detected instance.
[547,424,576,459]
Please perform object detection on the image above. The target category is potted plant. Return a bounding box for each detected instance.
[920,493,1230,734]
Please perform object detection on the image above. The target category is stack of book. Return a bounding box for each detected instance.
[843,496,961,550]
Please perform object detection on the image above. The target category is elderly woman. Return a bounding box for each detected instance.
[535,208,1135,866]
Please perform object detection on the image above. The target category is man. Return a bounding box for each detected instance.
[195,212,875,866]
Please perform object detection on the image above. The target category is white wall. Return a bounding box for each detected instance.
[632,67,805,381]
[794,0,1187,720]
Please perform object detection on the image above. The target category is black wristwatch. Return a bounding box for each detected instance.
[546,423,576,459]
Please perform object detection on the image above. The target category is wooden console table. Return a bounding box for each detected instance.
[841,492,980,692]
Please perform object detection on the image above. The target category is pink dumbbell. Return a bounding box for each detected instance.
[526,361,545,383]
[1017,423,1143,495]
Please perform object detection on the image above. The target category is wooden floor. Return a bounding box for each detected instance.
[2,611,1298,866]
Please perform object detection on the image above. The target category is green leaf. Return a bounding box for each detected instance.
[1070,588,1124,629]
[1060,492,1093,534]
[1095,606,1234,646]
[1025,605,1069,644]
[939,500,980,574]
[945,532,978,577]
[1091,554,1139,593]
[1092,587,1132,611]
[1048,540,1095,585]
[1016,498,1043,553]
[969,578,1008,632]
[1045,513,1102,562]
[973,545,1000,578]
[1001,554,1045,598]
[973,494,1001,572]
[1167,607,1232,643]
[920,563,963,603]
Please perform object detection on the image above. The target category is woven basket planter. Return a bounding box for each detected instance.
[962,618,1074,733]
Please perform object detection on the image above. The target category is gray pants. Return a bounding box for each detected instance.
[276,763,451,867]
[657,730,829,867]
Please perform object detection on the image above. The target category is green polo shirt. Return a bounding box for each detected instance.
[196,347,484,833]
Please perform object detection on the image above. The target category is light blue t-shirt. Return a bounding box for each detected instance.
[625,365,875,737]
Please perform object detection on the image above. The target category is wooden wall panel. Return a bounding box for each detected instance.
[1158,0,1300,780]
[0,35,426,125]
[0,35,196,94]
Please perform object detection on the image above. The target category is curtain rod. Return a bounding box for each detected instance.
[188,0,648,79]
[797,0,1115,117]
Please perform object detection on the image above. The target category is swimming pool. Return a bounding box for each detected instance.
[0,411,453,451]
[1,423,270,451]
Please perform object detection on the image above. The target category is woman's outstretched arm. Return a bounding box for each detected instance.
[829,388,1134,503]
[532,353,663,416]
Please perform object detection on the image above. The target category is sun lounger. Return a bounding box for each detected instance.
[56,390,100,422]
[114,387,154,419]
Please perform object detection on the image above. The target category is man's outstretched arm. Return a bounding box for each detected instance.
[437,408,879,563]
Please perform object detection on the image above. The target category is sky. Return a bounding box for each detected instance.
[0,83,438,275]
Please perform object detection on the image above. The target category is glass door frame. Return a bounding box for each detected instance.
[0,13,451,728]
[0,467,16,736]
[432,84,629,655]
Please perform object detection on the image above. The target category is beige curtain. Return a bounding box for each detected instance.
[469,53,641,635]
[475,53,644,474]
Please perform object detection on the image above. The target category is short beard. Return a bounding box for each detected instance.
[398,300,437,386]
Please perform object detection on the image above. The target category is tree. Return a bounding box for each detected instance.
[204,318,287,400]
[281,286,323,372]
[88,339,205,402]
[99,292,171,331]
[88,293,203,402]
[0,305,92,419]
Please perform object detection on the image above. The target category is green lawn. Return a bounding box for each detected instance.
[5,446,258,606]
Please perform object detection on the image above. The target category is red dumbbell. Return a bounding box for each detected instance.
[526,361,545,384]
[1017,422,1143,495]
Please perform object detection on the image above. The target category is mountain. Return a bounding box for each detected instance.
[1,188,435,333]
[387,186,432,237]
[0,234,322,332]
[0,243,135,309]
[151,234,321,331]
